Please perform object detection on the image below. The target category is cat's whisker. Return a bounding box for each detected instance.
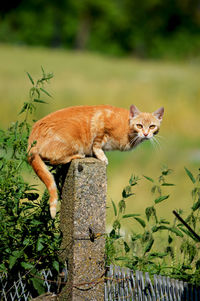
[156,136,162,147]
[156,134,165,141]
[152,136,162,150]
[130,135,139,145]
[150,138,157,150]
[134,137,140,144]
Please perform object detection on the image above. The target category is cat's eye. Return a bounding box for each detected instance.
[149,124,156,129]
[136,124,143,129]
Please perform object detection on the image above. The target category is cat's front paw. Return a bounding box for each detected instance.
[93,147,108,165]
[100,156,108,165]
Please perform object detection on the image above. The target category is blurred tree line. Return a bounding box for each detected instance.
[1,0,200,59]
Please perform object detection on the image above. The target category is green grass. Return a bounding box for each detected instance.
[1,43,200,231]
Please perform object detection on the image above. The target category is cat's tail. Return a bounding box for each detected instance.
[28,150,58,219]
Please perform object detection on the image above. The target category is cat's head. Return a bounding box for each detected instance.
[129,105,164,141]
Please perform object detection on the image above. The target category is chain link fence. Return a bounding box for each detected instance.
[105,265,200,300]
[1,265,200,300]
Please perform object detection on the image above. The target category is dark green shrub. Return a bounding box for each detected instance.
[0,68,62,296]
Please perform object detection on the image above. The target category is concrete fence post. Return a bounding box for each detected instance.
[58,158,107,301]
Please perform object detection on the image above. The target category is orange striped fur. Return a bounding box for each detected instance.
[28,105,164,218]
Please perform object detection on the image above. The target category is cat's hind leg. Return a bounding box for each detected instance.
[53,154,85,165]
[39,138,85,165]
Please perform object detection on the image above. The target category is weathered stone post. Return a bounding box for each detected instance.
[59,158,107,301]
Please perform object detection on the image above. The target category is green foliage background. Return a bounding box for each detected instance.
[1,0,200,59]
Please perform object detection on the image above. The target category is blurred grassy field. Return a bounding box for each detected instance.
[1,44,200,230]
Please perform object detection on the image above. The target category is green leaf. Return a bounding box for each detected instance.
[31,220,43,226]
[31,277,45,295]
[184,167,196,184]
[157,224,170,230]
[21,262,34,270]
[24,192,39,200]
[144,238,154,254]
[169,227,184,237]
[131,234,142,242]
[109,229,121,239]
[41,65,45,77]
[36,238,44,251]
[118,199,126,213]
[27,72,34,85]
[196,259,200,269]
[168,235,173,244]
[166,246,174,257]
[113,219,121,230]
[142,231,151,243]
[143,175,154,182]
[23,238,30,245]
[122,186,134,198]
[115,256,129,261]
[129,175,139,186]
[122,214,140,218]
[145,207,151,221]
[33,99,48,104]
[134,217,146,228]
[161,183,175,186]
[40,87,52,98]
[53,261,59,272]
[28,103,36,113]
[145,206,156,221]
[124,241,130,253]
[9,251,22,269]
[154,195,169,204]
[19,102,28,115]
[192,198,200,211]
[152,225,169,233]
[109,229,115,238]
[0,263,7,273]
[161,168,172,176]
[178,226,199,242]
[192,187,198,200]
[151,185,157,194]
[159,218,170,225]
[149,252,167,258]
[111,200,117,216]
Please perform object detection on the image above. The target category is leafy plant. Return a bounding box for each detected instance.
[106,175,140,265]
[106,166,200,285]
[0,68,62,297]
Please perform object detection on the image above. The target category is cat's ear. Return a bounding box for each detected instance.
[153,107,164,120]
[129,105,140,118]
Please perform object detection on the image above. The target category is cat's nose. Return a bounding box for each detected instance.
[143,133,148,137]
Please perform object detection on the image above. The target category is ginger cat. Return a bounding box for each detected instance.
[28,105,164,218]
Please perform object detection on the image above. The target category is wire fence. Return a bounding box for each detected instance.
[0,269,57,301]
[1,265,200,300]
[105,265,200,301]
